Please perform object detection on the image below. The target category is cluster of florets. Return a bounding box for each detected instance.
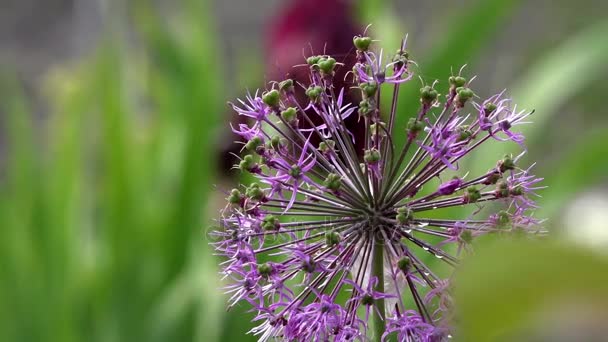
[211,34,544,341]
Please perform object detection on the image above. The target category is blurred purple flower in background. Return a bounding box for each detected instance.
[212,30,544,341]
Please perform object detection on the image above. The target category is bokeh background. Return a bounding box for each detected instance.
[1,0,607,341]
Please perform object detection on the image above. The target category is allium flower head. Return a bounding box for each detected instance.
[212,35,544,341]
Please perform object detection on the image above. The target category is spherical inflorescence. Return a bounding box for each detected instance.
[211,35,544,341]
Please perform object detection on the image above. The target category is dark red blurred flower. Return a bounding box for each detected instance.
[219,0,363,174]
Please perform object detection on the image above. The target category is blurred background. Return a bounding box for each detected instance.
[0,0,607,341]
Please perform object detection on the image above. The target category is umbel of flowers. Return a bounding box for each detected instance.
[212,35,543,341]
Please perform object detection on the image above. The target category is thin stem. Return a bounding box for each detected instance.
[372,235,386,342]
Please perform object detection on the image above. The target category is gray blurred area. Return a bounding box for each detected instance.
[2,0,606,89]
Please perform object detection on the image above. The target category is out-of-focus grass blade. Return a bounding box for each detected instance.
[537,126,608,218]
[393,0,522,148]
[454,238,608,340]
[467,19,608,175]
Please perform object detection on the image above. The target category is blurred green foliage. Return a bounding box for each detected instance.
[0,0,607,341]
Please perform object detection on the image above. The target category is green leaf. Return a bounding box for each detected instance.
[454,238,608,340]
[393,0,522,148]
[467,19,608,175]
[538,126,608,218]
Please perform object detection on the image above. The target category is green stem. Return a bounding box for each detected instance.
[372,237,386,342]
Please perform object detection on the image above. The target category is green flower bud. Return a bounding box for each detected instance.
[325,231,341,247]
[420,85,438,105]
[301,258,316,273]
[246,183,265,201]
[460,230,473,244]
[396,206,414,224]
[464,186,481,203]
[370,122,386,138]
[496,210,510,227]
[392,49,410,66]
[455,87,474,106]
[361,81,378,98]
[289,164,302,178]
[397,256,411,271]
[456,125,473,142]
[498,155,515,173]
[261,215,280,231]
[358,99,373,117]
[364,148,381,164]
[268,136,284,150]
[510,185,524,196]
[239,154,257,172]
[318,140,335,154]
[279,79,294,93]
[483,170,501,185]
[323,173,342,191]
[318,57,337,75]
[245,136,264,152]
[361,294,374,306]
[306,55,322,66]
[306,86,323,101]
[353,36,372,51]
[257,263,273,277]
[227,189,242,205]
[406,118,424,136]
[449,76,467,88]
[484,102,497,114]
[281,107,297,124]
[495,181,510,198]
[262,89,280,108]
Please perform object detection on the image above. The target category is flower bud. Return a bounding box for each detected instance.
[449,76,467,88]
[261,215,280,231]
[460,230,473,244]
[358,100,373,117]
[318,57,337,75]
[281,107,298,126]
[406,118,424,137]
[289,164,302,178]
[262,89,280,108]
[306,55,322,66]
[397,256,411,271]
[420,85,438,105]
[498,155,515,173]
[279,79,294,93]
[510,185,524,196]
[227,189,242,205]
[364,148,380,164]
[482,170,501,185]
[246,183,266,201]
[495,181,509,198]
[455,87,474,107]
[361,294,374,306]
[268,136,284,150]
[361,81,378,98]
[353,36,372,51]
[463,186,481,203]
[484,102,497,114]
[245,136,264,152]
[496,210,510,227]
[396,207,414,224]
[257,263,273,277]
[239,154,258,173]
[306,86,323,102]
[456,125,473,142]
[323,173,342,191]
[318,140,335,154]
[325,231,341,247]
[392,49,410,67]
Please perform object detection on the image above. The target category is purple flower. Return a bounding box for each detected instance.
[213,34,544,341]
